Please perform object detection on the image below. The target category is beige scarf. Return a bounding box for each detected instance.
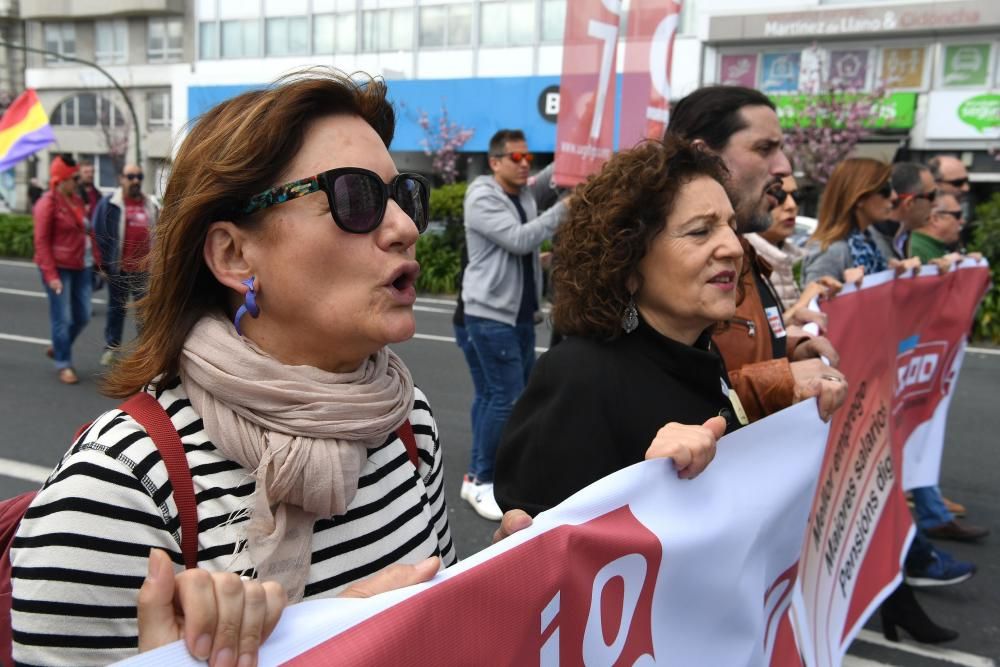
[179,314,413,602]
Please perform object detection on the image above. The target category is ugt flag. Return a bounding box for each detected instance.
[0,89,56,172]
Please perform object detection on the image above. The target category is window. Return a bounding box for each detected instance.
[266,16,309,56]
[43,22,75,63]
[362,8,412,52]
[419,4,471,48]
[541,0,565,42]
[199,22,219,59]
[147,91,171,129]
[79,153,120,190]
[314,12,356,54]
[51,94,125,128]
[480,0,535,47]
[148,17,184,62]
[221,19,261,58]
[95,20,128,65]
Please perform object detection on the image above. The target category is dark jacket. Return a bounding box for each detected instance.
[494,319,741,516]
[92,188,160,274]
[713,240,808,423]
[32,190,100,284]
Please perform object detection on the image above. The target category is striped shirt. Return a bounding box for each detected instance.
[10,378,456,667]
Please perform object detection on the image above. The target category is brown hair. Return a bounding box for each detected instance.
[812,158,891,251]
[104,69,396,397]
[552,137,728,341]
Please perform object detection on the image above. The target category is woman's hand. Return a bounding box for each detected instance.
[645,416,726,480]
[889,257,922,277]
[790,359,848,421]
[339,557,441,598]
[493,509,533,544]
[785,306,828,334]
[843,266,865,287]
[138,548,286,667]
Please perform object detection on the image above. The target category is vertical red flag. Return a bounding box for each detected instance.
[553,0,622,187]
[619,0,682,150]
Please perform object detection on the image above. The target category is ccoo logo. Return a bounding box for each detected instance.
[894,335,948,410]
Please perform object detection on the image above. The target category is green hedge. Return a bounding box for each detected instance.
[417,181,467,294]
[0,214,34,258]
[971,193,1000,344]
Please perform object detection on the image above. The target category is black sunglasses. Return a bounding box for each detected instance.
[124,173,144,181]
[935,209,963,220]
[241,167,430,234]
[874,181,894,199]
[773,189,800,205]
[936,177,969,188]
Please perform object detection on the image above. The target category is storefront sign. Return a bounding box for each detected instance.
[941,43,992,87]
[761,52,801,92]
[881,47,926,89]
[829,49,869,88]
[708,2,1000,42]
[773,92,917,130]
[926,91,1000,139]
[720,53,758,87]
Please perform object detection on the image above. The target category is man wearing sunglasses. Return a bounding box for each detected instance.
[872,162,937,260]
[459,128,567,520]
[93,164,161,366]
[928,155,974,247]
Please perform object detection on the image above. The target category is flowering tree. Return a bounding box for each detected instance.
[418,105,474,185]
[782,46,886,185]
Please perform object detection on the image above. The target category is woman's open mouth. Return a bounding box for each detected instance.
[385,262,420,304]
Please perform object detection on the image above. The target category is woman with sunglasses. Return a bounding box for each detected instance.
[803,158,899,286]
[11,70,530,667]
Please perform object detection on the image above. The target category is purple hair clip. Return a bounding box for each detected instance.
[233,276,260,336]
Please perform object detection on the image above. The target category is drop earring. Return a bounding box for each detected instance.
[621,297,638,334]
[233,276,260,336]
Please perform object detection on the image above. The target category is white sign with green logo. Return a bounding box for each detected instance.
[926,91,1000,140]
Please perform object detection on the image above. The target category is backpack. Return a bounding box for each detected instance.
[0,391,419,667]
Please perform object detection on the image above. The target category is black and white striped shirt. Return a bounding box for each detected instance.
[10,378,456,667]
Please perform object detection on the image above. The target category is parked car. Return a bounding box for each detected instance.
[790,215,817,248]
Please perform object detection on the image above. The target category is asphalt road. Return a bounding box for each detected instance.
[0,257,996,666]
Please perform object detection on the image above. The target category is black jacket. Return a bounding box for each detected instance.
[495,318,742,516]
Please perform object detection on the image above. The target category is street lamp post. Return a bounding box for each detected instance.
[0,40,142,165]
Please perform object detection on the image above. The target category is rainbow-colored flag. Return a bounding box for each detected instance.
[0,89,55,172]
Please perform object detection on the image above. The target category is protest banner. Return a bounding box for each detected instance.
[790,261,990,667]
[618,0,682,150]
[127,401,828,667]
[552,0,622,187]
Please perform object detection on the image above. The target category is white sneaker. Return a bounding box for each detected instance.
[99,348,116,366]
[460,474,503,521]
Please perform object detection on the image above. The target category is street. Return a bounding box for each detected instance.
[0,257,996,666]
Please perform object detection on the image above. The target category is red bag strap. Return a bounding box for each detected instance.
[120,393,199,570]
[398,419,419,469]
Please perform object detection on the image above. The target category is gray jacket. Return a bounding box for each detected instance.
[802,228,894,284]
[462,163,566,325]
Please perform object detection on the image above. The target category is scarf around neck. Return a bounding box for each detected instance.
[179,314,414,601]
[846,227,888,275]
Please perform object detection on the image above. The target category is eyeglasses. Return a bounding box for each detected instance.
[492,151,534,164]
[124,173,144,181]
[874,182,894,199]
[898,189,937,203]
[934,209,964,220]
[240,167,430,234]
[773,189,800,205]
[936,177,969,188]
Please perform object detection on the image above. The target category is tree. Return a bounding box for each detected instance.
[781,45,887,185]
[417,105,474,185]
[96,94,130,175]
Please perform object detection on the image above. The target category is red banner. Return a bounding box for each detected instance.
[553,0,622,187]
[788,264,990,667]
[619,0,682,149]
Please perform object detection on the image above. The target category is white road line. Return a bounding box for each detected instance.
[0,332,49,346]
[0,457,51,484]
[0,258,32,268]
[0,286,107,304]
[411,332,549,354]
[855,630,996,667]
[967,346,1000,356]
[844,657,893,667]
[413,305,455,314]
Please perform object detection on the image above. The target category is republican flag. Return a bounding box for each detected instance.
[0,89,56,172]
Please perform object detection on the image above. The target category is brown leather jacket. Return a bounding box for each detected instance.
[713,240,808,422]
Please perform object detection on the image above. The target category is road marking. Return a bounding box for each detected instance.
[855,630,996,667]
[0,332,49,346]
[411,333,549,354]
[0,286,107,304]
[967,346,1000,356]
[0,258,32,268]
[844,657,893,667]
[0,457,51,484]
[414,305,455,314]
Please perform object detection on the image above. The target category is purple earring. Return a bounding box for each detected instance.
[233,276,260,336]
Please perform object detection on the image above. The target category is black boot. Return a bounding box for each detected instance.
[880,583,958,644]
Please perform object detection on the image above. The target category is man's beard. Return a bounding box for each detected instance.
[726,179,780,235]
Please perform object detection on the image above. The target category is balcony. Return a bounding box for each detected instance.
[21,0,184,20]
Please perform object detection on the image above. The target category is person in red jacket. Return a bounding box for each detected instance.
[32,155,101,384]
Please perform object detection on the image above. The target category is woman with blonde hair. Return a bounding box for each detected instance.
[802,158,897,285]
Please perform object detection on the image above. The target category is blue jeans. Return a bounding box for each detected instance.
[465,315,536,483]
[105,272,147,349]
[455,323,487,478]
[42,268,92,370]
[911,486,954,530]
